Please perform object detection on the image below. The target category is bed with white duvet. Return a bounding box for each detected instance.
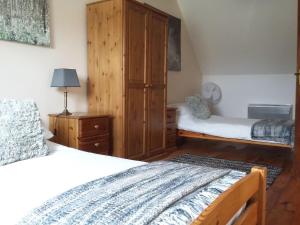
[0,141,247,225]
[175,103,293,145]
[0,99,254,225]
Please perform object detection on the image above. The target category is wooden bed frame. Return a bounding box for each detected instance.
[178,129,292,149]
[193,167,267,225]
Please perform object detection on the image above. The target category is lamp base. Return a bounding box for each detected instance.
[60,109,72,116]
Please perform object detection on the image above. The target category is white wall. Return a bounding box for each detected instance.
[178,0,298,118]
[0,0,92,125]
[202,74,296,118]
[0,0,201,126]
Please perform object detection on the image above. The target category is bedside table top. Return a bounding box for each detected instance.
[48,112,112,119]
[167,107,177,111]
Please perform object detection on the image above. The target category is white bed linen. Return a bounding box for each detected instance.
[178,114,259,140]
[0,141,145,225]
[0,141,243,225]
[174,103,275,142]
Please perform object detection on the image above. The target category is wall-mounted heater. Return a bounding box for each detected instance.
[248,104,293,120]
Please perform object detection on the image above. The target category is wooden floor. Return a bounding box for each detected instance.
[160,140,299,225]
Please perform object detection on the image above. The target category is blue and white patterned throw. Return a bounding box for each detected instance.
[18,161,245,225]
[251,119,294,146]
[0,99,48,166]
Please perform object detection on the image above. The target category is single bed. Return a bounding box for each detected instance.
[0,141,266,225]
[174,103,293,149]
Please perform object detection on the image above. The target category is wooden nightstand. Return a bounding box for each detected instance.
[48,113,112,155]
[166,107,177,149]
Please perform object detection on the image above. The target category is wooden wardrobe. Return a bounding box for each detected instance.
[87,0,168,159]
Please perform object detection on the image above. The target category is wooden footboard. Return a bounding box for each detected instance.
[192,167,267,225]
[177,129,292,149]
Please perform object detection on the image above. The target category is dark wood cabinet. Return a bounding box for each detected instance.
[87,0,168,160]
[49,113,112,156]
[166,107,177,149]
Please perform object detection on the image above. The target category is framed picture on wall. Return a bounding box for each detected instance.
[168,15,181,71]
[0,0,50,47]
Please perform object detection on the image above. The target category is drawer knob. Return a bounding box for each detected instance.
[94,125,100,129]
[94,143,100,147]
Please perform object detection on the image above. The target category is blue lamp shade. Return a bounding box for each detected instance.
[51,69,80,87]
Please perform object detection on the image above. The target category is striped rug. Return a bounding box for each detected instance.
[168,154,282,188]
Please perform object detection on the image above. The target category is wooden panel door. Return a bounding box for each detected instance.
[125,1,148,159]
[147,10,168,156]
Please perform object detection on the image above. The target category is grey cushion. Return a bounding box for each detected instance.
[185,95,211,119]
[0,100,48,166]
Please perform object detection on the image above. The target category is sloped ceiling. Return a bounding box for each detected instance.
[177,0,297,75]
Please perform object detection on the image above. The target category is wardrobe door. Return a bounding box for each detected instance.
[125,1,148,159]
[147,10,168,156]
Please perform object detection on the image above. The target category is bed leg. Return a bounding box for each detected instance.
[251,167,267,225]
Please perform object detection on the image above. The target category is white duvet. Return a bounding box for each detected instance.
[0,141,145,225]
[0,141,245,225]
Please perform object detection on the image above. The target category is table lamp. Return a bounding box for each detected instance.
[51,69,80,115]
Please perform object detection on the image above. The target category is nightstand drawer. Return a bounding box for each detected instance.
[79,117,109,138]
[166,110,176,124]
[166,125,177,135]
[49,113,112,156]
[78,136,110,155]
[166,135,176,148]
[166,107,177,150]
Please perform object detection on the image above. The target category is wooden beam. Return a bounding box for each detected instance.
[234,202,258,225]
[251,167,267,225]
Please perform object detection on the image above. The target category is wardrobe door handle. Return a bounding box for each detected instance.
[94,125,99,129]
[94,143,100,147]
[145,84,153,88]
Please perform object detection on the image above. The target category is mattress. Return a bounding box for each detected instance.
[175,103,281,143]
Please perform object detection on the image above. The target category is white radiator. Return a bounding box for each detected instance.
[248,104,293,120]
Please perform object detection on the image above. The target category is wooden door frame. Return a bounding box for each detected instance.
[295,0,300,167]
